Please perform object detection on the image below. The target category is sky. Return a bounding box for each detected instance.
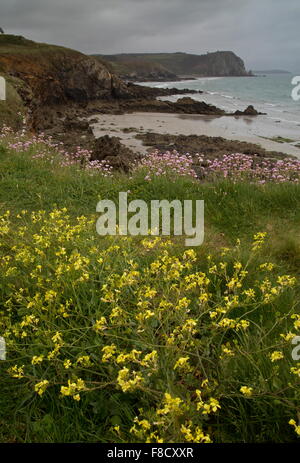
[1,0,299,71]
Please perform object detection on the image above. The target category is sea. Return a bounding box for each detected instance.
[139,74,300,147]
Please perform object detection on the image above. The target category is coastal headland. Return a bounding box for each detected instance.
[0,34,295,170]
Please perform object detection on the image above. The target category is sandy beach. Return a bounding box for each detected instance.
[89,112,300,158]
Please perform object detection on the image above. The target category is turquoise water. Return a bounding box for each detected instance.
[142,74,300,126]
[138,74,300,148]
[167,75,296,107]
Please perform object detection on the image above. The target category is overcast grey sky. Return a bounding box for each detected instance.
[1,0,299,71]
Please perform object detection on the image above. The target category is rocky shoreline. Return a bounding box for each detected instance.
[0,34,282,173]
[31,83,266,160]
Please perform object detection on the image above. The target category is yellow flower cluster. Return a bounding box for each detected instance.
[35,380,49,396]
[181,422,212,443]
[117,367,144,392]
[60,378,86,401]
[1,211,299,443]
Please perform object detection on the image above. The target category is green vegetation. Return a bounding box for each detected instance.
[0,34,81,56]
[260,135,298,145]
[0,135,300,443]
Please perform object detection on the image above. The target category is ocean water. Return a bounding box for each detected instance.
[139,74,300,146]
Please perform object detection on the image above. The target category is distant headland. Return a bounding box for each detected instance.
[92,51,253,82]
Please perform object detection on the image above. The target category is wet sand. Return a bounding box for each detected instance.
[89,112,300,159]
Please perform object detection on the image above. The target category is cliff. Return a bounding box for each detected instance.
[0,34,133,108]
[98,51,251,79]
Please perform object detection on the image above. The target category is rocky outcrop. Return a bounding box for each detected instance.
[113,96,225,115]
[91,135,137,171]
[190,51,250,77]
[136,133,289,160]
[234,105,265,116]
[173,97,224,114]
[0,35,132,108]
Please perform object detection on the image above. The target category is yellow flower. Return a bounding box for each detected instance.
[270,351,284,362]
[60,378,85,399]
[277,275,296,287]
[176,297,191,310]
[174,356,191,372]
[102,344,117,362]
[240,386,253,397]
[94,317,107,332]
[136,310,155,322]
[259,263,275,271]
[199,292,209,303]
[243,288,255,299]
[157,393,183,415]
[7,365,25,378]
[109,306,124,320]
[218,318,237,329]
[76,355,91,367]
[197,396,221,415]
[290,366,300,377]
[140,350,158,368]
[34,380,49,396]
[181,422,212,443]
[52,331,63,344]
[227,277,242,290]
[133,417,151,431]
[220,345,235,358]
[31,355,44,365]
[289,419,300,436]
[117,367,144,392]
[64,359,72,369]
[236,319,250,331]
[252,232,267,251]
[45,290,57,302]
[280,332,296,342]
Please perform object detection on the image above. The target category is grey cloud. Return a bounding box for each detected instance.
[0,0,299,71]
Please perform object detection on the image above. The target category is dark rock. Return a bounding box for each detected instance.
[174,97,224,115]
[63,116,93,133]
[234,105,265,116]
[91,135,137,171]
[136,132,290,161]
[116,95,225,115]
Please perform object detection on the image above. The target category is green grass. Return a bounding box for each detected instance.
[0,140,300,443]
[1,143,300,254]
[0,34,82,56]
[260,136,298,145]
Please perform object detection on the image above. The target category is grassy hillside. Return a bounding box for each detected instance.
[0,34,82,55]
[0,129,300,443]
